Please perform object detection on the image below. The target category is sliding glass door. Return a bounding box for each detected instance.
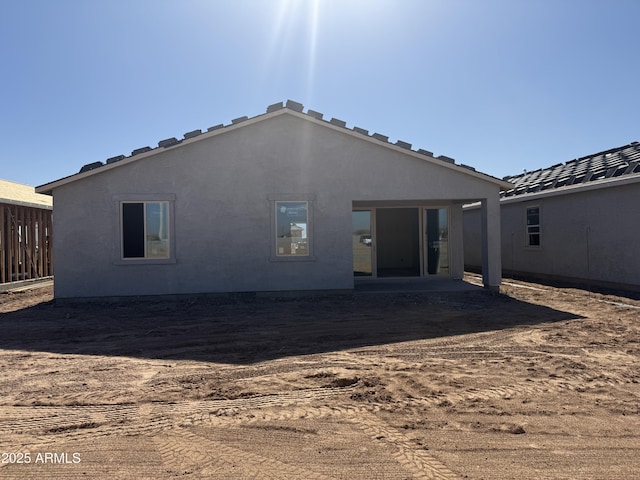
[424,208,449,275]
[352,207,450,278]
[352,211,373,276]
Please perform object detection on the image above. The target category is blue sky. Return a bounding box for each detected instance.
[2,0,639,187]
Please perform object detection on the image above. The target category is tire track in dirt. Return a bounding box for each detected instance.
[174,386,358,426]
[348,328,521,358]
[249,375,620,420]
[0,386,357,447]
[155,427,335,479]
[341,325,634,408]
[0,404,136,436]
[2,351,628,451]
[188,403,377,429]
[177,362,631,430]
[386,370,626,413]
[179,404,461,478]
[355,411,460,480]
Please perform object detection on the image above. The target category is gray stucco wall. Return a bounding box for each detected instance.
[52,112,502,298]
[463,181,640,290]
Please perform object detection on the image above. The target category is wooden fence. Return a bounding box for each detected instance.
[0,203,53,284]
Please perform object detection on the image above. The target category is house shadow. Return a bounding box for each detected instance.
[0,289,584,365]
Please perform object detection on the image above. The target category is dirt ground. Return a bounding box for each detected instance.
[0,277,638,479]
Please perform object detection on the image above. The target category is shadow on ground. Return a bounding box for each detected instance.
[0,290,582,364]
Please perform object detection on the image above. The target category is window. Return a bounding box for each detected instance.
[121,201,170,259]
[526,206,540,246]
[275,201,309,256]
[268,194,315,262]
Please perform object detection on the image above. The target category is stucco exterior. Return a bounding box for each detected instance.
[38,103,509,299]
[464,174,640,291]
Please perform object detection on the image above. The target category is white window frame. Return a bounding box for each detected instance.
[114,194,176,265]
[268,194,316,262]
[525,205,541,247]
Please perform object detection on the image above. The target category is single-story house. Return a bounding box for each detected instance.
[36,100,511,299]
[1,179,53,287]
[463,141,640,291]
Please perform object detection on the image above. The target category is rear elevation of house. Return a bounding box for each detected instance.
[1,179,53,288]
[464,141,640,291]
[36,101,511,299]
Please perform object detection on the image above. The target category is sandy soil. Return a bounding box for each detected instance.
[0,278,638,479]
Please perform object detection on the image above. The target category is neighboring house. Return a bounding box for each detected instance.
[464,141,640,291]
[36,100,511,299]
[0,179,53,287]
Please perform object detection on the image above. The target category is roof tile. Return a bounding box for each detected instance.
[285,100,304,112]
[131,146,152,156]
[184,129,202,140]
[502,141,640,197]
[79,161,104,173]
[40,100,477,189]
[158,137,179,148]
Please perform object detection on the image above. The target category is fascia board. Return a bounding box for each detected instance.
[0,198,53,210]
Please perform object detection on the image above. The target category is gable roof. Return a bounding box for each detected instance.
[36,100,512,194]
[502,141,640,200]
[1,179,53,209]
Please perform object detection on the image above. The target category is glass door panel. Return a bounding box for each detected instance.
[352,211,372,276]
[424,208,449,275]
[376,208,420,277]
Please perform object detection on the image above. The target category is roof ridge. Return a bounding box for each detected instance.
[75,99,461,174]
[37,100,512,193]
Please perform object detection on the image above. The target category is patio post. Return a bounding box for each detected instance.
[481,195,502,290]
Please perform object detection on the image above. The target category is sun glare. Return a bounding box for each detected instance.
[262,0,390,98]
[264,0,322,97]
[307,0,320,94]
